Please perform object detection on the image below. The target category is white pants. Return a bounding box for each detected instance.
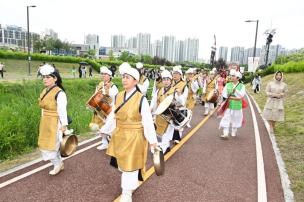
[219,109,243,129]
[40,124,63,167]
[159,124,175,152]
[204,102,214,113]
[223,127,238,134]
[121,170,139,190]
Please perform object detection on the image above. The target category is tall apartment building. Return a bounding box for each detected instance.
[218,46,228,61]
[136,33,151,55]
[111,34,125,50]
[184,38,199,62]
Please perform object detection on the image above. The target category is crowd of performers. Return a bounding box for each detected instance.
[37,62,246,202]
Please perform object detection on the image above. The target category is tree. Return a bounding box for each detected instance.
[53,39,63,55]
[141,55,153,64]
[108,50,114,61]
[88,49,96,58]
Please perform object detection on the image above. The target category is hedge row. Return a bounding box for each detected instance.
[0,50,169,72]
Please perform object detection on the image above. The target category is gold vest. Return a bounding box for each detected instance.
[173,80,186,93]
[106,90,148,173]
[155,86,175,135]
[203,77,216,102]
[156,79,163,91]
[38,86,62,150]
[186,80,196,110]
[139,75,148,85]
[90,81,114,128]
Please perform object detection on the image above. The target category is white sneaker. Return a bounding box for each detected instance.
[231,131,237,137]
[49,162,64,175]
[204,111,209,116]
[120,193,132,202]
[220,131,229,139]
[97,144,108,150]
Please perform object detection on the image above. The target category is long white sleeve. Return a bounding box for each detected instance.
[202,79,207,94]
[191,80,199,93]
[138,79,150,95]
[150,89,159,113]
[175,86,188,106]
[109,84,119,103]
[56,91,68,126]
[234,84,246,98]
[141,97,158,144]
[222,85,228,98]
[152,80,157,96]
[100,109,116,134]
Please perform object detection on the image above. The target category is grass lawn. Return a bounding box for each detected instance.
[246,73,304,201]
[0,58,100,80]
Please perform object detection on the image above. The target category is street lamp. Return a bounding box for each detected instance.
[245,20,259,67]
[27,5,36,76]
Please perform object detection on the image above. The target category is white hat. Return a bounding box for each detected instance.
[136,62,144,69]
[212,67,217,72]
[172,65,182,75]
[161,70,172,79]
[119,62,132,75]
[160,66,165,71]
[185,68,194,74]
[40,64,55,76]
[100,66,112,76]
[230,69,236,76]
[120,62,140,81]
[235,71,242,79]
[209,70,215,75]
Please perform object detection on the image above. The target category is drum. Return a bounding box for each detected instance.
[206,90,218,103]
[86,91,112,117]
[155,95,192,130]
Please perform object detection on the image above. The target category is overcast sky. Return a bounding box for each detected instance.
[1,0,303,59]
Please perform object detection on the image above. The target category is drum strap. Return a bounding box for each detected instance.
[114,90,138,114]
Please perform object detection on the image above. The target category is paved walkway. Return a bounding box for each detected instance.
[0,96,284,202]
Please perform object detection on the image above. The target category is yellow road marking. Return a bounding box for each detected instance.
[113,108,216,202]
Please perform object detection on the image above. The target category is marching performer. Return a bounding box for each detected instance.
[136,62,150,96]
[90,66,119,150]
[171,65,188,141]
[217,70,227,105]
[150,70,183,153]
[99,62,158,202]
[38,64,67,175]
[202,70,218,115]
[199,70,208,105]
[185,68,200,127]
[219,70,246,138]
[152,66,165,96]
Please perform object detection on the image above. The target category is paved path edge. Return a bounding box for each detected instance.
[248,92,294,202]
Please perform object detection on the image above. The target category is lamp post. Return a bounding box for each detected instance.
[27,5,36,76]
[245,20,259,69]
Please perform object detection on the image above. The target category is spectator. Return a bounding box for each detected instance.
[78,65,82,78]
[262,71,288,133]
[252,74,261,93]
[110,65,116,77]
[0,62,5,79]
[72,67,76,78]
[81,66,86,78]
[89,65,93,78]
